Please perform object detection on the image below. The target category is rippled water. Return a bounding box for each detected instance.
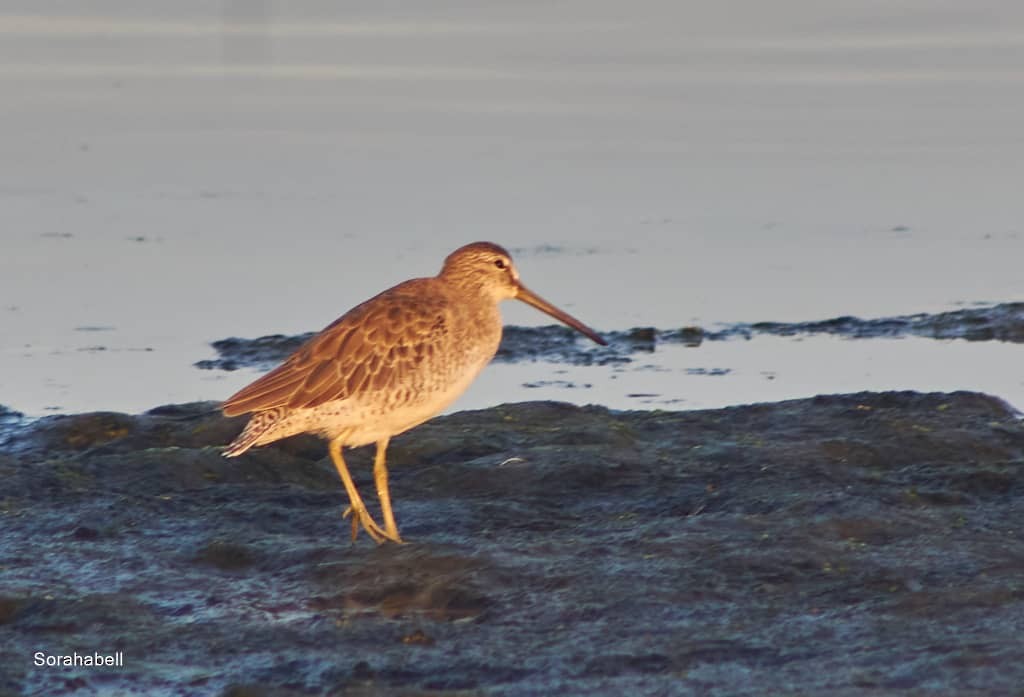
[1,2,1022,415]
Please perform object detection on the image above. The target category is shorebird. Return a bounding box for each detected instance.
[221,242,606,544]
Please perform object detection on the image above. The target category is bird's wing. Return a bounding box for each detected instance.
[221,281,453,416]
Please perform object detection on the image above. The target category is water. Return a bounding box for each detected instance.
[1,2,1022,416]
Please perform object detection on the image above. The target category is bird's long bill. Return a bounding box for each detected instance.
[515,283,608,346]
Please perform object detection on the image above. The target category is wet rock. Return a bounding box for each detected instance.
[0,404,24,441]
[71,525,100,541]
[677,325,705,346]
[195,334,313,372]
[492,325,628,366]
[195,303,1024,374]
[401,629,435,646]
[724,301,1024,343]
[4,401,234,458]
[220,685,310,697]
[7,593,155,634]
[625,326,657,352]
[0,597,29,625]
[2,391,1024,695]
[313,547,495,621]
[194,540,260,571]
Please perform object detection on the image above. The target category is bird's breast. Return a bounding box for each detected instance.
[327,300,503,447]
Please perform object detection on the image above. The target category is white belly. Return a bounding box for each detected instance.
[286,351,493,448]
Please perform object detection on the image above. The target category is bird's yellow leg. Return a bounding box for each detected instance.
[373,437,404,543]
[328,438,388,544]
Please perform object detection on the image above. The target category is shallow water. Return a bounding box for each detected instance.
[1,2,1022,415]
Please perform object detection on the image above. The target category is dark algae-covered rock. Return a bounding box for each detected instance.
[195,303,1024,372]
[2,391,1024,694]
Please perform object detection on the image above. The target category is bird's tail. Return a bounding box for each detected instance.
[221,408,286,458]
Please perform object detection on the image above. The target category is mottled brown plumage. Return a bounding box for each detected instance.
[222,241,605,544]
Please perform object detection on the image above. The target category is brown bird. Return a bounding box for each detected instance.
[221,241,606,543]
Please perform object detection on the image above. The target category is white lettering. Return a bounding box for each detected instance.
[31,651,125,668]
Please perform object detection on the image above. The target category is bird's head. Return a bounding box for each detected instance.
[440,241,520,301]
[440,241,606,346]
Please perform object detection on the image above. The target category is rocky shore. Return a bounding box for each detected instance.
[194,302,1024,372]
[2,391,1023,695]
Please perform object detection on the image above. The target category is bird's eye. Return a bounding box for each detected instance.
[494,259,507,270]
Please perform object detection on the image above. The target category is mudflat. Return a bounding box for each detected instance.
[2,390,1023,695]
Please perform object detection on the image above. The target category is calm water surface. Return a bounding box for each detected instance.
[1,2,1022,415]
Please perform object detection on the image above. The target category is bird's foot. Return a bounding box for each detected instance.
[342,505,403,544]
